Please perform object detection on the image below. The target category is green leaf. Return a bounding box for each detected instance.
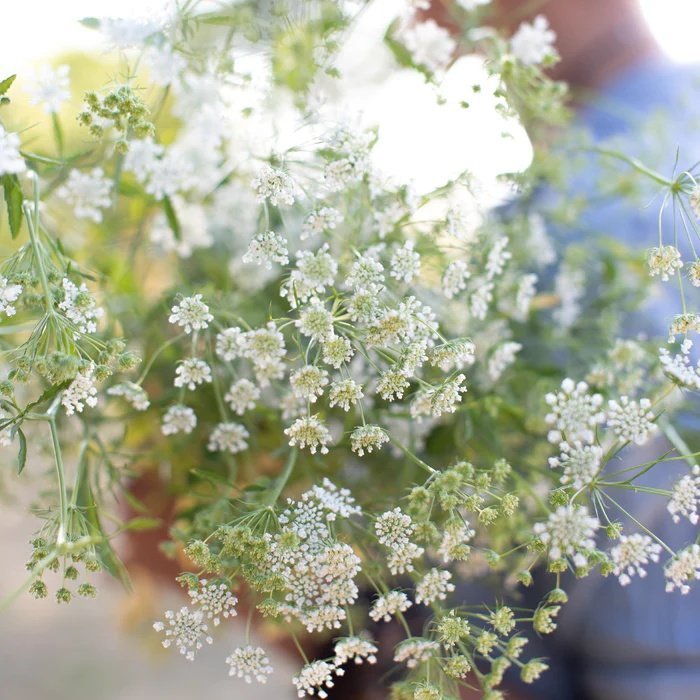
[1,174,24,238]
[121,488,150,514]
[51,113,64,156]
[383,22,416,70]
[122,516,162,531]
[15,428,26,475]
[198,14,237,26]
[0,74,16,97]
[190,468,229,486]
[23,379,72,414]
[162,195,181,241]
[243,481,270,493]
[74,462,131,590]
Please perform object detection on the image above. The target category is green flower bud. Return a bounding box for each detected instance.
[56,587,72,604]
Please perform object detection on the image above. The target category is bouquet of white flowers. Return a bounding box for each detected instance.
[1,2,699,698]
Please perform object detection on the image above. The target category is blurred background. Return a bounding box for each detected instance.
[1,1,700,699]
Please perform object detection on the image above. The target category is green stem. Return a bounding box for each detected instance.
[599,489,674,556]
[51,113,64,158]
[23,200,54,318]
[266,448,298,506]
[48,416,69,547]
[136,333,185,384]
[391,438,437,474]
[70,439,90,509]
[659,417,697,469]
[584,146,675,188]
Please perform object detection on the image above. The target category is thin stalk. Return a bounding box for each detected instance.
[49,417,69,547]
[136,333,185,384]
[266,448,298,506]
[583,146,675,188]
[23,203,54,317]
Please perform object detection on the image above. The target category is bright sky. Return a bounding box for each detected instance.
[1,0,697,193]
[0,0,699,70]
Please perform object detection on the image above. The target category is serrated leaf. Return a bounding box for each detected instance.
[0,74,16,97]
[16,428,26,475]
[1,174,24,238]
[162,195,181,240]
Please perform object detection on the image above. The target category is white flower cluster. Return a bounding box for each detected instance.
[187,579,238,626]
[169,295,213,334]
[207,422,249,454]
[442,260,470,299]
[610,534,661,586]
[667,465,700,525]
[438,521,475,562]
[216,322,286,386]
[62,363,99,416]
[226,646,273,684]
[58,278,104,337]
[224,378,260,415]
[107,381,150,410]
[174,358,212,390]
[292,660,337,698]
[390,241,421,283]
[548,441,602,490]
[162,404,197,435]
[24,64,70,113]
[486,237,512,280]
[659,340,700,389]
[545,379,656,458]
[155,579,276,686]
[252,164,298,207]
[606,396,657,445]
[56,168,112,223]
[533,505,599,567]
[333,636,378,666]
[544,379,605,444]
[0,277,23,317]
[242,230,289,268]
[647,245,683,282]
[267,481,361,633]
[393,638,440,668]
[285,415,333,454]
[126,140,194,200]
[553,262,585,330]
[415,568,455,605]
[510,15,557,66]
[487,341,522,382]
[153,607,213,661]
[350,424,390,456]
[401,19,456,73]
[665,544,700,594]
[302,207,341,240]
[0,125,26,176]
[375,508,425,574]
[369,590,413,623]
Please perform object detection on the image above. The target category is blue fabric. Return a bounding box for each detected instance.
[527,59,700,700]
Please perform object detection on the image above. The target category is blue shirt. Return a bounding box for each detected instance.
[526,58,700,700]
